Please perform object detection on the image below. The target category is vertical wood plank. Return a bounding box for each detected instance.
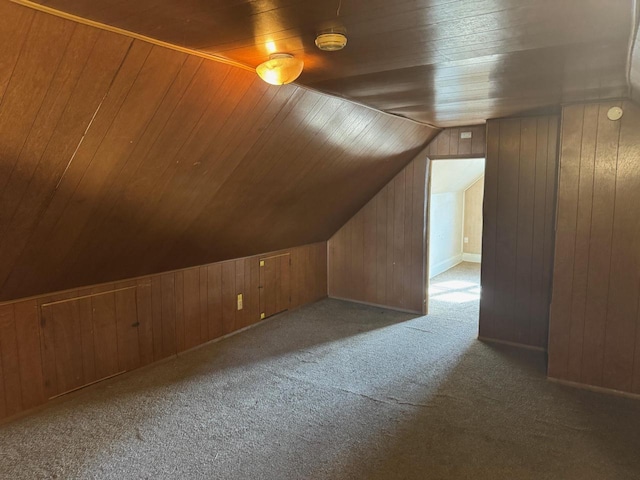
[136,278,155,366]
[235,259,246,328]
[351,212,365,301]
[207,263,223,339]
[150,275,164,361]
[182,268,201,350]
[174,271,185,353]
[402,161,414,310]
[73,296,95,386]
[249,258,260,324]
[479,122,499,339]
[580,104,619,386]
[363,200,377,302]
[411,157,427,313]
[115,287,140,371]
[602,101,640,392]
[494,119,521,342]
[222,261,236,333]
[199,266,209,343]
[530,117,550,347]
[0,305,23,415]
[565,105,598,381]
[376,186,388,305]
[13,300,45,409]
[160,274,177,358]
[91,290,120,379]
[514,118,536,344]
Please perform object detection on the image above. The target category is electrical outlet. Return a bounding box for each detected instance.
[464,237,469,243]
[237,294,243,310]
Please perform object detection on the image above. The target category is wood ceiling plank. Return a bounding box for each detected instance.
[15,0,634,126]
[0,4,436,301]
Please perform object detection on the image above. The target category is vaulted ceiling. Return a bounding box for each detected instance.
[0,1,436,300]
[14,0,637,126]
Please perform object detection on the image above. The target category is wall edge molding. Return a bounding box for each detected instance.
[328,296,423,315]
[547,377,640,401]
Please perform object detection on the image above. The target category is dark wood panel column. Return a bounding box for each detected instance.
[479,115,559,349]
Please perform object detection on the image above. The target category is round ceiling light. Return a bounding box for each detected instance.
[256,53,304,85]
[315,32,348,51]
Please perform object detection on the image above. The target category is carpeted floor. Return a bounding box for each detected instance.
[2,262,640,479]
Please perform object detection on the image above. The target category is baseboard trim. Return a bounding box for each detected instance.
[462,253,482,263]
[430,254,463,278]
[547,377,640,401]
[478,336,546,352]
[328,296,423,315]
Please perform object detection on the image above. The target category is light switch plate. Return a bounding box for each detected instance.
[460,131,472,139]
[260,260,265,267]
[464,237,469,243]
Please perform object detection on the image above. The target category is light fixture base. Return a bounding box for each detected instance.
[315,32,348,51]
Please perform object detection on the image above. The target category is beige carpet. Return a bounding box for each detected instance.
[1,262,640,479]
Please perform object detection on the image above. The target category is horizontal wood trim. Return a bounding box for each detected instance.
[9,0,254,72]
[39,286,140,308]
[547,377,640,402]
[478,336,547,353]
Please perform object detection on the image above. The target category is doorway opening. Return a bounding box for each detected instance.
[426,158,485,314]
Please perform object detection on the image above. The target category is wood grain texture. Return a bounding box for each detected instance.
[328,155,428,313]
[548,101,640,395]
[0,2,435,302]
[479,115,558,349]
[425,126,486,159]
[16,0,634,126]
[0,242,326,421]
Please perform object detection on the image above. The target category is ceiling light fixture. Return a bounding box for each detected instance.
[256,53,304,85]
[315,32,348,51]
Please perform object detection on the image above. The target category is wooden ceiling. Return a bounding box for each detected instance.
[0,1,436,301]
[15,0,636,126]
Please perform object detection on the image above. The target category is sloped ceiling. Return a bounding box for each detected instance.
[431,159,485,194]
[0,1,436,301]
[13,0,635,126]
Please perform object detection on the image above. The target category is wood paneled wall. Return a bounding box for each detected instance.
[0,1,435,302]
[479,115,559,349]
[548,100,640,395]
[0,242,326,422]
[328,155,428,313]
[424,125,486,159]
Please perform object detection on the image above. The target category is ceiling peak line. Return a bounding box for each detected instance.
[294,82,440,130]
[10,0,439,130]
[9,0,255,73]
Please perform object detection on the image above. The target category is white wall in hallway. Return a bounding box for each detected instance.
[429,191,464,278]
